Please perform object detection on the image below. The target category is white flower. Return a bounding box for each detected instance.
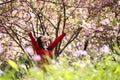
[51,59,56,64]
[76,50,87,56]
[33,55,41,61]
[99,45,110,53]
[80,63,86,67]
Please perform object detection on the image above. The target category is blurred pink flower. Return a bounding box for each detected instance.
[33,55,41,61]
[0,45,3,54]
[101,0,113,6]
[96,27,103,31]
[85,29,90,36]
[99,45,110,53]
[64,0,69,2]
[87,21,96,29]
[26,46,33,55]
[100,19,111,26]
[76,50,87,56]
[0,70,3,74]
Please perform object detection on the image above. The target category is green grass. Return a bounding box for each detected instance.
[0,56,120,80]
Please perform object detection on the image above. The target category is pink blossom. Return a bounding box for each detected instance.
[96,27,103,31]
[86,21,96,29]
[101,0,113,6]
[0,45,3,54]
[100,19,111,26]
[99,45,110,53]
[64,0,69,2]
[25,46,33,55]
[118,1,120,5]
[33,55,41,61]
[85,29,90,36]
[0,70,3,74]
[51,59,57,64]
[76,50,87,56]
[15,0,20,6]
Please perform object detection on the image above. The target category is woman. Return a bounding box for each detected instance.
[26,25,67,66]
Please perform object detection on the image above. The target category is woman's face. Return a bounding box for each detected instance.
[41,36,48,43]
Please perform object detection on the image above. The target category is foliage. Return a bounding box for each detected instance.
[0,0,119,61]
[0,54,120,80]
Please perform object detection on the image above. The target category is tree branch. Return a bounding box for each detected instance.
[0,1,12,5]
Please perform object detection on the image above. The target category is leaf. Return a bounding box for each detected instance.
[105,55,113,61]
[113,42,120,55]
[114,66,120,74]
[112,18,117,26]
[7,59,18,70]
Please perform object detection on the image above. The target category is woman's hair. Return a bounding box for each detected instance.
[37,36,44,49]
[37,36,50,50]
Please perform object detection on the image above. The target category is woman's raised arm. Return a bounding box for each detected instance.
[25,25,41,55]
[48,32,66,50]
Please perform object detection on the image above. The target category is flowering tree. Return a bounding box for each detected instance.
[0,0,120,65]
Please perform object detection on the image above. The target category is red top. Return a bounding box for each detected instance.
[28,32,66,63]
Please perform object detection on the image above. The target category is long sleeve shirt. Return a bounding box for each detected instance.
[28,32,66,63]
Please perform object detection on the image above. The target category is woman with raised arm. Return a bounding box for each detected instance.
[25,25,68,67]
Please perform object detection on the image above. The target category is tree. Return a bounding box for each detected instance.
[0,0,119,65]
